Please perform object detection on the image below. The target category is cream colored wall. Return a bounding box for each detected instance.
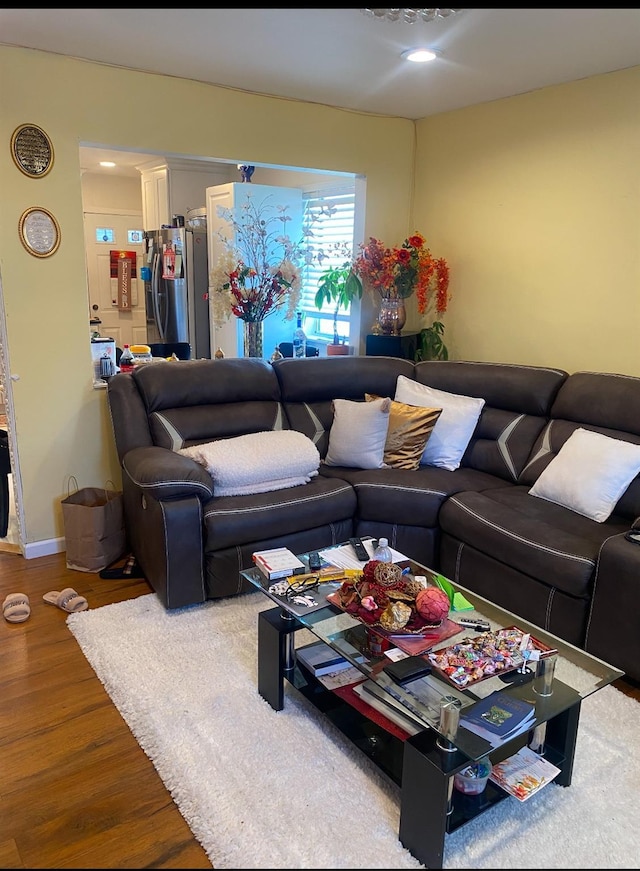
[0,46,414,550]
[81,173,142,211]
[413,66,640,375]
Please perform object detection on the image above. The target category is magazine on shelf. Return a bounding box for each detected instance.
[353,680,425,736]
[318,539,408,570]
[489,746,561,801]
[296,640,352,676]
[314,666,365,690]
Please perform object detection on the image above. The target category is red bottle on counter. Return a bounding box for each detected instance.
[119,344,135,372]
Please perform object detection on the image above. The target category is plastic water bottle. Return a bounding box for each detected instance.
[292,312,307,359]
[119,344,135,372]
[373,537,393,562]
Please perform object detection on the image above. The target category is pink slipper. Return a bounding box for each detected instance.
[43,588,89,613]
[3,592,31,623]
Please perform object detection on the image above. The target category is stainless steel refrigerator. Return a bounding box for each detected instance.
[143,227,210,358]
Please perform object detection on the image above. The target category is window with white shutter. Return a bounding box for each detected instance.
[301,186,356,342]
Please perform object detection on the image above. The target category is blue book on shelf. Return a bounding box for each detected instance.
[462,691,535,740]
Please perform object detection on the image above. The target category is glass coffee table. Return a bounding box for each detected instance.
[241,542,623,869]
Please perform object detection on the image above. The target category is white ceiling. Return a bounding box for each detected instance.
[4,8,640,176]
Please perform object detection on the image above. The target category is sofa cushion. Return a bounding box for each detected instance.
[519,372,640,524]
[179,430,320,497]
[439,486,629,599]
[411,361,568,482]
[320,464,513,528]
[202,476,356,551]
[133,358,285,451]
[394,375,485,471]
[273,355,414,459]
[324,397,390,469]
[365,393,442,470]
[529,428,640,522]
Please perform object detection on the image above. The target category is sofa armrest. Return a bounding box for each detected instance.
[122,446,213,502]
[585,531,640,682]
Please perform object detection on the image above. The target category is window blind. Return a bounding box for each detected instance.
[301,186,356,340]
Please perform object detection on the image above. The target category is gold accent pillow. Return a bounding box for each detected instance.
[365,393,442,470]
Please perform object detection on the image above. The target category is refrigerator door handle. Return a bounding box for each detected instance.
[151,251,167,341]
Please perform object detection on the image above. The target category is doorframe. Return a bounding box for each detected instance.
[0,268,25,554]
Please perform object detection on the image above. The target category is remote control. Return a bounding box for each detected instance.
[349,537,370,562]
[458,618,491,632]
[308,551,322,572]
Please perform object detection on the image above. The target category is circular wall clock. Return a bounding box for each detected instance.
[18,207,61,258]
[10,123,54,178]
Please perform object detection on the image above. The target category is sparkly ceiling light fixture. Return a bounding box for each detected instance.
[362,9,462,24]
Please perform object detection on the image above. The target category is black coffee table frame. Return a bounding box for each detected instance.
[257,605,582,869]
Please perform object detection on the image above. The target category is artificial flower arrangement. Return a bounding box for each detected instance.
[331,559,450,633]
[209,194,331,328]
[352,232,450,309]
[351,232,452,359]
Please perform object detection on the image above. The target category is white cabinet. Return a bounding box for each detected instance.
[141,166,170,230]
[206,182,303,358]
[140,160,230,231]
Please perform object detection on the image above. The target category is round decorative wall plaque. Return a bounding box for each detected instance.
[10,124,54,178]
[18,207,60,258]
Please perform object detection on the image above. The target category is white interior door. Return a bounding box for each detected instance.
[84,211,147,348]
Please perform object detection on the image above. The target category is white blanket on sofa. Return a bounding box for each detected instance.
[178,430,320,497]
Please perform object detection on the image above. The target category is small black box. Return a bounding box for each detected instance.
[383,656,432,685]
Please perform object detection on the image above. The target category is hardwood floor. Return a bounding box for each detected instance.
[0,551,211,869]
[1,550,638,869]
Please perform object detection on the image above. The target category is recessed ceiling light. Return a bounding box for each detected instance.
[99,161,116,168]
[402,48,438,63]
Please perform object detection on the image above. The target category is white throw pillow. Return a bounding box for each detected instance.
[528,427,640,522]
[394,375,485,471]
[178,430,320,497]
[324,397,391,469]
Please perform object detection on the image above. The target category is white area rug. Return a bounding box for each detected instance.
[67,592,640,869]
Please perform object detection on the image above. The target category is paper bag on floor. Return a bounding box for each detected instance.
[61,478,127,572]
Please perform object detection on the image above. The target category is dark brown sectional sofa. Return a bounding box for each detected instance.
[107,357,640,682]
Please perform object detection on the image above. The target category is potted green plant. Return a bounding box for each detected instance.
[314,262,362,354]
[415,320,449,361]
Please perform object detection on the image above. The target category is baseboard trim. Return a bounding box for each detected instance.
[24,537,65,559]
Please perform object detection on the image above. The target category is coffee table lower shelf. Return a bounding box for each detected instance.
[258,605,576,869]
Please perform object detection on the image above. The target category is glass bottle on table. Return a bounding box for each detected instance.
[292,312,307,358]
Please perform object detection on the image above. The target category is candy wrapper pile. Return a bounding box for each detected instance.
[428,626,552,687]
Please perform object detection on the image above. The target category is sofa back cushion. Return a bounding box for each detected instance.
[110,358,284,455]
[413,361,568,482]
[274,356,414,458]
[520,371,640,520]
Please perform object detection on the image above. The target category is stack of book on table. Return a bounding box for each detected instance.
[252,547,306,580]
[460,690,535,747]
